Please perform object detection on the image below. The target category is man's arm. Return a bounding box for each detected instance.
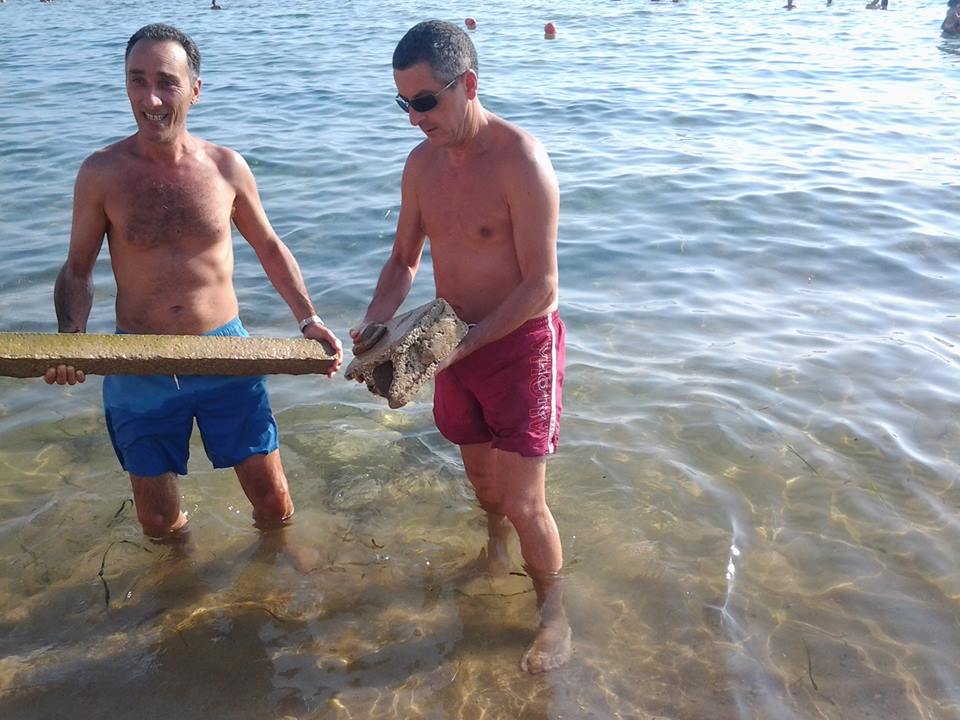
[55,158,108,333]
[227,149,343,375]
[351,154,427,341]
[444,137,559,367]
[45,158,109,385]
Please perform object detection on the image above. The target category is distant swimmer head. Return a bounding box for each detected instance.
[465,17,477,30]
[944,0,960,33]
[544,21,557,39]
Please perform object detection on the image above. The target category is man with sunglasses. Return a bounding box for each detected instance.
[352,20,570,673]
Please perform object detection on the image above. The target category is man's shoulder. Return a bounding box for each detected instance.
[485,116,556,198]
[401,139,435,186]
[80,135,135,171]
[489,116,550,172]
[75,136,139,188]
[201,140,250,180]
[405,138,432,164]
[201,138,242,162]
[481,113,539,153]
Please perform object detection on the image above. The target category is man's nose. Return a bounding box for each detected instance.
[408,108,424,126]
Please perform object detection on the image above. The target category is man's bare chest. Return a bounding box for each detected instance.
[107,171,232,249]
[419,170,511,247]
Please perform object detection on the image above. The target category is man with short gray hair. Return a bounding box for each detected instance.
[47,23,342,540]
[353,19,571,673]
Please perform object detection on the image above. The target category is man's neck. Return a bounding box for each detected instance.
[445,104,490,165]
[134,130,197,166]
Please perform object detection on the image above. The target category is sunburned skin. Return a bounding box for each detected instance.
[390,61,558,330]
[407,119,532,323]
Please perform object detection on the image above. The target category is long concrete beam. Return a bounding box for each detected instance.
[0,332,336,377]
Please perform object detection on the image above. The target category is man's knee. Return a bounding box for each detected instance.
[136,505,186,537]
[477,496,503,515]
[130,472,185,537]
[463,459,499,505]
[251,487,293,524]
[234,451,293,523]
[501,497,546,528]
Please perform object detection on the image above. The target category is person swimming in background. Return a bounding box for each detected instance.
[943,0,960,33]
[211,0,222,9]
[785,0,796,9]
[865,0,888,8]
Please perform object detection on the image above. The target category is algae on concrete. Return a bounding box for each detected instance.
[0,333,336,377]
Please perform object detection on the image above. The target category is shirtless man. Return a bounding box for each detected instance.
[46,23,342,539]
[352,20,570,673]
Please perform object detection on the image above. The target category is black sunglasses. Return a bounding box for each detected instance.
[395,75,460,114]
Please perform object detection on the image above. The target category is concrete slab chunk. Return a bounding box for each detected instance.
[0,333,336,377]
[345,298,468,408]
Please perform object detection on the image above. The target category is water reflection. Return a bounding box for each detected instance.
[938,37,960,58]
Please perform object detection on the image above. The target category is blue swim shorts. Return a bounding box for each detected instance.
[102,317,279,477]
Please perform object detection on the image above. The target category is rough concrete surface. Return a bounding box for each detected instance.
[345,298,468,408]
[0,333,336,377]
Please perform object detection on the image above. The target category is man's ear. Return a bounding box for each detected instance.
[463,69,478,100]
[191,77,202,104]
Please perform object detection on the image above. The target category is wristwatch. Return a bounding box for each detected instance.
[298,314,324,333]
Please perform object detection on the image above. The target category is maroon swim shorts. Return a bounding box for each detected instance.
[433,311,565,457]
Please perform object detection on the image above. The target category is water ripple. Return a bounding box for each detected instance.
[2,1,960,718]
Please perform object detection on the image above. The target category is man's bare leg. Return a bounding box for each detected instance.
[234,449,294,527]
[130,471,189,539]
[234,450,318,572]
[125,473,197,611]
[495,451,571,673]
[460,443,513,577]
[463,445,572,673]
[520,564,570,673]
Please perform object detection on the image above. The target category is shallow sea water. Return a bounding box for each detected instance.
[2,0,960,718]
